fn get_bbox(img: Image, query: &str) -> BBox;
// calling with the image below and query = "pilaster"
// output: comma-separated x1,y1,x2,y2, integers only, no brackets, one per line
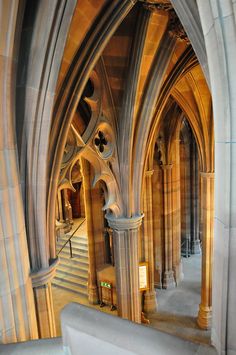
180,138,191,257
191,141,201,254
57,190,64,223
152,165,163,289
161,164,176,289
143,170,158,313
197,172,214,329
171,138,182,284
62,189,73,225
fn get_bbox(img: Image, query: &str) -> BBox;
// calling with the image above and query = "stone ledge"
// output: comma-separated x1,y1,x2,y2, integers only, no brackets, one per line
105,214,144,231
31,258,59,288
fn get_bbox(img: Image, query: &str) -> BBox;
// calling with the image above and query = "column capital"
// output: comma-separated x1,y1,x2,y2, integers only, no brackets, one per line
105,214,144,231
161,163,173,171
200,172,214,179
31,258,59,288
145,169,154,177
139,1,172,12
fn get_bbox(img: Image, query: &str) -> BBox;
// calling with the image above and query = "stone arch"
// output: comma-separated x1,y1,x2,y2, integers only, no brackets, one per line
47,1,135,255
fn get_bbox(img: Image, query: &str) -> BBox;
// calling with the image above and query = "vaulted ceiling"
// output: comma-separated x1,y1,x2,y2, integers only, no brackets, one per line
52,0,213,219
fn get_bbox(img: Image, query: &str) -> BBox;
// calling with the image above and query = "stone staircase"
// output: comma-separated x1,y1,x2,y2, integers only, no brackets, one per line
52,219,89,299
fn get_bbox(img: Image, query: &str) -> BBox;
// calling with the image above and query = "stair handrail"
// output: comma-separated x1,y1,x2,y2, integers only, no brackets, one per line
57,219,86,257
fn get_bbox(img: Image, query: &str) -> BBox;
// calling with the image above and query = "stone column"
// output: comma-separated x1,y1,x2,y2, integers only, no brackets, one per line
143,170,158,313
80,159,98,304
162,164,176,289
62,189,73,225
197,172,214,329
171,139,183,284
0,0,38,343
191,141,201,254
70,183,81,218
180,139,191,257
152,163,163,288
57,190,64,223
91,185,106,269
31,259,59,338
0,156,39,342
106,214,143,323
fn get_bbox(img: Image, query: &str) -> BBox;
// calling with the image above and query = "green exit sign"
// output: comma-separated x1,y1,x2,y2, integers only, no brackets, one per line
101,281,111,289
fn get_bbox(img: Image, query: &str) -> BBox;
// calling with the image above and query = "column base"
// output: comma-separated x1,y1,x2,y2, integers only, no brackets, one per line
154,282,163,289
88,286,99,304
143,290,158,313
181,238,191,258
154,270,162,289
197,304,212,329
191,240,201,254
174,260,184,285
162,270,176,289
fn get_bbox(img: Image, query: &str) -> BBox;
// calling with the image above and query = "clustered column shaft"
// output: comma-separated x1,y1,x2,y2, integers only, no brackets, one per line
80,159,98,304
162,164,176,289
197,172,214,329
106,215,143,323
143,170,158,313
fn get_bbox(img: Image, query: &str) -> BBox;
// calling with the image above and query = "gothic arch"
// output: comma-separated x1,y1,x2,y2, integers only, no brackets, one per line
47,1,135,254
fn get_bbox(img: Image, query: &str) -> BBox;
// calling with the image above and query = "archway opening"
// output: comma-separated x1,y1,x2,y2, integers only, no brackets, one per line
144,110,209,343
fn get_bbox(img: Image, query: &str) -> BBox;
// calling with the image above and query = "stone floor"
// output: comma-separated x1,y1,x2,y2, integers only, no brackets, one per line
148,254,211,345
53,253,210,346
53,220,210,344
0,249,214,353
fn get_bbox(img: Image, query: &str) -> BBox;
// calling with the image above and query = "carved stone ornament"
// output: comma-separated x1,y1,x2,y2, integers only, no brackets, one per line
93,122,114,159
140,0,172,12
140,0,189,43
168,10,190,43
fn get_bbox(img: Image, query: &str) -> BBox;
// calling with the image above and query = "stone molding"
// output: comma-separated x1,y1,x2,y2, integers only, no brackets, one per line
140,0,172,12
200,172,214,179
161,163,173,170
145,169,154,176
106,214,144,231
31,258,59,288
140,1,190,43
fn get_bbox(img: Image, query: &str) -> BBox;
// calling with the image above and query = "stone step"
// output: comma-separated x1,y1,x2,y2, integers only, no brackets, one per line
56,248,88,260
56,241,88,254
54,218,89,298
57,236,88,248
59,255,89,271
52,278,88,297
57,260,89,274
54,273,88,288
58,251,89,264
63,231,87,240
56,265,88,281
